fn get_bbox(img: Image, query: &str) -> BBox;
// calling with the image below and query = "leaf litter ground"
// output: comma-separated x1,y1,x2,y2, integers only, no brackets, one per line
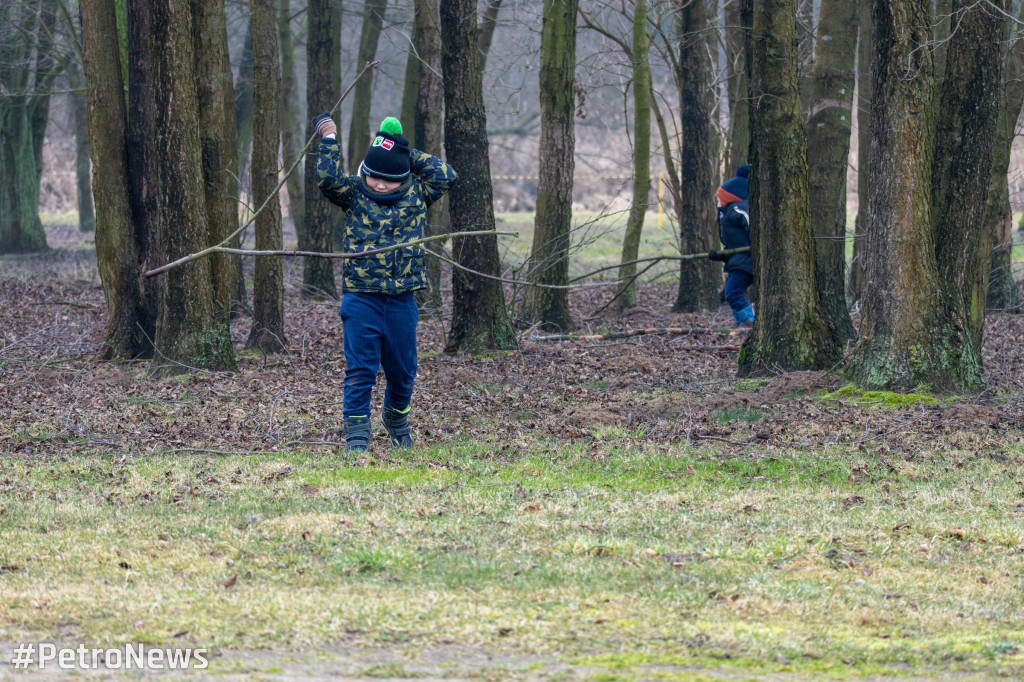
1,224,1024,680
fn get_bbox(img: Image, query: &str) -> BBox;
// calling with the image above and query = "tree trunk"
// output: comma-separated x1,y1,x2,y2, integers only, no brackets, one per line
985,6,1024,313
806,0,857,342
68,53,96,233
235,23,255,190
848,0,872,304
523,0,577,331
125,0,161,348
673,0,718,313
245,0,288,354
278,0,305,240
0,0,56,254
400,0,424,148
142,0,236,374
797,0,815,113
478,0,503,72
930,0,1005,353
846,0,938,389
302,0,339,300
846,0,999,392
347,0,388,174
81,0,147,360
221,20,248,316
725,0,750,173
738,0,842,376
412,0,446,308
440,0,516,352
194,0,233,321
617,0,652,312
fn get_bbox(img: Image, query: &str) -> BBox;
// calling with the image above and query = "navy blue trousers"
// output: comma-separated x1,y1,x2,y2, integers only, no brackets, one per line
724,270,755,324
340,292,419,418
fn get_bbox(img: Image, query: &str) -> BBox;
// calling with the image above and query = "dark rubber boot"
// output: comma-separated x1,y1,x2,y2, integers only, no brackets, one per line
344,415,371,452
381,405,413,448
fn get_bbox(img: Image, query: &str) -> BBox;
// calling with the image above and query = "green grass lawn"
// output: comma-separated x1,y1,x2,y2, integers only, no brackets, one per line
3,439,1023,678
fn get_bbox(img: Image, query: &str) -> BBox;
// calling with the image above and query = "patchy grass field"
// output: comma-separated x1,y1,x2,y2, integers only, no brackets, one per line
2,222,1024,679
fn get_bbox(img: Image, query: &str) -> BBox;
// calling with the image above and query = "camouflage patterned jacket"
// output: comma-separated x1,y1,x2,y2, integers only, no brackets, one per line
316,141,458,294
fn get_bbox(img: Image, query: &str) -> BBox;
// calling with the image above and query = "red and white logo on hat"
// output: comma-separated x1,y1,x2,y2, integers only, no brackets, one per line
381,139,394,150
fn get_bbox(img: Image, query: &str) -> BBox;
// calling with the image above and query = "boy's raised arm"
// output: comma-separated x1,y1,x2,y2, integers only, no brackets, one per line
410,150,458,206
312,113,356,209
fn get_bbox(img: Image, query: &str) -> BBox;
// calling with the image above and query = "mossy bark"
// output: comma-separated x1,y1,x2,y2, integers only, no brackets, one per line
440,0,516,352
930,0,1006,352
617,0,651,312
302,0,339,300
673,0,718,313
523,0,578,331
737,0,842,376
245,0,287,355
347,0,388,175
806,0,857,343
847,0,1003,392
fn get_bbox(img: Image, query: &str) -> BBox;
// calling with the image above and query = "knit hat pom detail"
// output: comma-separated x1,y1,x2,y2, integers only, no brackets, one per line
379,117,403,136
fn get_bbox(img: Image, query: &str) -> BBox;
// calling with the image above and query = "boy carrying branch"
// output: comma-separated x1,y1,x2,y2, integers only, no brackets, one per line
312,113,458,452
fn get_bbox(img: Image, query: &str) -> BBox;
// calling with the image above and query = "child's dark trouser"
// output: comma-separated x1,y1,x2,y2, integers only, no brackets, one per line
724,270,755,324
340,291,419,419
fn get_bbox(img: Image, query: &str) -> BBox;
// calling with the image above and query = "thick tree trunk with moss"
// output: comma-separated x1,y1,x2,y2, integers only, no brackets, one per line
847,0,1002,392
617,0,651,312
725,0,750,173
930,0,1005,353
0,0,56,254
245,0,287,354
278,0,305,242
440,0,516,352
673,0,718,313
806,0,857,342
81,0,148,360
985,7,1024,314
848,0,872,304
347,0,388,174
302,0,339,300
411,0,446,308
523,0,577,331
141,0,235,374
738,0,842,376
194,0,233,320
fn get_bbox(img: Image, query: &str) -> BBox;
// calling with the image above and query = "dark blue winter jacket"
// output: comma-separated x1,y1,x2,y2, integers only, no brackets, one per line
717,200,752,276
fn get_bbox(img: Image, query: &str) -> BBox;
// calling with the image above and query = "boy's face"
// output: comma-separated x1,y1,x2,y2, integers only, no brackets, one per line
366,174,402,192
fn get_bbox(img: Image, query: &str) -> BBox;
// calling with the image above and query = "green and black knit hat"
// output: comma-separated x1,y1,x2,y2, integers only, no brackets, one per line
361,117,411,180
